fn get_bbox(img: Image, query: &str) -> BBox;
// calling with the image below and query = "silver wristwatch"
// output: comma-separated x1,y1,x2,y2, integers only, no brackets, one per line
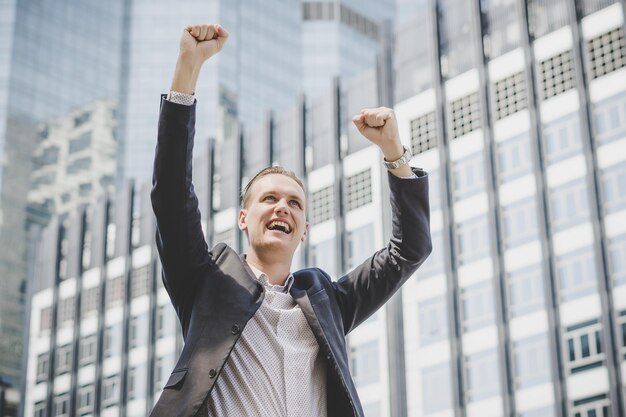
383,146,412,170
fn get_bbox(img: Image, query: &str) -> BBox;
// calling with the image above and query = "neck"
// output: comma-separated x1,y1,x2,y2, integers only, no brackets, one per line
245,249,292,286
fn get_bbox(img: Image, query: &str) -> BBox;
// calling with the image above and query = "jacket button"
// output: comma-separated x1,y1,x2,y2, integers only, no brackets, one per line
231,324,241,335
209,369,217,379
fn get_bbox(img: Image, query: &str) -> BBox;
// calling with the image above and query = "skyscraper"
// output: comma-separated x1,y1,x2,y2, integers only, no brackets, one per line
394,1,626,417
0,0,126,393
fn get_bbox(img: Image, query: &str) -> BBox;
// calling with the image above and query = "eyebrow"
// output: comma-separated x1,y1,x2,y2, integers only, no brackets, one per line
262,192,304,203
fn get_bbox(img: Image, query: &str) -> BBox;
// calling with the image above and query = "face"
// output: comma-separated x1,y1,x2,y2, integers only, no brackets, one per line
238,174,308,260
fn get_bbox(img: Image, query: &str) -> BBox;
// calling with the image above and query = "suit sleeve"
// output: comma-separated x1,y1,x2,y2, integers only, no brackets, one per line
331,168,431,334
151,96,213,314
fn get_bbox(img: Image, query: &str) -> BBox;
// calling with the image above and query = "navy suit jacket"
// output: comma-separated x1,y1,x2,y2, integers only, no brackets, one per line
149,97,432,417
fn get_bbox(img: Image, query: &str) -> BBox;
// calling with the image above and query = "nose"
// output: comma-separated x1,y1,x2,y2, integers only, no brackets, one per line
274,198,289,215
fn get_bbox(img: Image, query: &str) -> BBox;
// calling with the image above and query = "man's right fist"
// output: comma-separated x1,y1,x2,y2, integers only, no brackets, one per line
180,24,229,64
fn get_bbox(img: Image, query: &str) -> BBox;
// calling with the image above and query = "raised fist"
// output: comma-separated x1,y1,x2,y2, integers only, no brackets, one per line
180,24,229,65
352,107,403,158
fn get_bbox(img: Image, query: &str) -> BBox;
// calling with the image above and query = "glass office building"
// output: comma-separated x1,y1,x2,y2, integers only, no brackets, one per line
0,0,125,395
394,1,626,417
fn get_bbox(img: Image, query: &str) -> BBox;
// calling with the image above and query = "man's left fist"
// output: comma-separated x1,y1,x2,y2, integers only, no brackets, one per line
352,107,404,161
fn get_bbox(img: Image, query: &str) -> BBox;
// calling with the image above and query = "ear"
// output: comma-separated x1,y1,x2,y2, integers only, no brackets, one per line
238,209,247,231
300,222,309,242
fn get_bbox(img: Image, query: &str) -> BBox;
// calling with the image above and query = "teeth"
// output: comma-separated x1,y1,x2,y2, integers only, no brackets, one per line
268,220,291,233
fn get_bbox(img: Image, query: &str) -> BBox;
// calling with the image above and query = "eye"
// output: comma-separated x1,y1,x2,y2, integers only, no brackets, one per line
263,195,277,202
289,200,302,209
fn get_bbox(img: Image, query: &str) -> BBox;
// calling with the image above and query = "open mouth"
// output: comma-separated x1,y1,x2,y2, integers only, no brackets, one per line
266,220,292,234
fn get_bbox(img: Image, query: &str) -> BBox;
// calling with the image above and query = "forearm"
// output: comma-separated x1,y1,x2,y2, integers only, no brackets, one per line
170,52,202,95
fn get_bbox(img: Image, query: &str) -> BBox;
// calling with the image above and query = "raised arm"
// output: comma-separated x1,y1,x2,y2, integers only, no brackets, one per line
332,108,432,333
151,24,229,314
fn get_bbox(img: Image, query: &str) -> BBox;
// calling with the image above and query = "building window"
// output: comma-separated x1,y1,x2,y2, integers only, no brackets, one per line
312,239,336,278
448,92,481,139
77,384,94,414
461,281,495,332
428,170,441,210
417,230,445,279
40,306,52,332
80,286,99,317
131,265,151,298
418,296,448,346
34,146,59,167
106,220,116,260
464,349,500,402
452,152,485,200
58,296,75,325
79,334,97,365
156,305,167,340
346,170,372,212
548,179,590,231
34,401,46,417
501,197,539,248
586,26,625,79
128,367,137,400
66,156,92,174
154,357,168,390
539,50,575,100
421,362,452,414
556,247,597,301
55,344,72,375
69,132,92,154
36,353,49,383
592,91,626,144
542,113,582,163
493,72,527,120
513,334,551,388
527,0,569,39
347,224,374,270
564,320,604,374
456,216,490,265
495,133,533,182
103,325,121,358
129,314,147,349
106,276,125,308
600,162,626,213
102,375,119,407
302,2,379,39
571,394,611,417
518,406,556,417
310,185,334,225
618,311,626,358
507,264,545,317
608,235,626,285
74,111,91,127
53,394,70,417
350,341,379,387
410,112,437,154
362,402,381,417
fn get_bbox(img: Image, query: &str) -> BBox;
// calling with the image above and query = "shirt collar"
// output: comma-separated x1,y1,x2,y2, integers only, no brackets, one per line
246,261,294,293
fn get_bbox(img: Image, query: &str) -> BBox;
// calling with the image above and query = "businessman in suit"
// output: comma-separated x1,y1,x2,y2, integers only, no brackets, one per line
150,24,431,417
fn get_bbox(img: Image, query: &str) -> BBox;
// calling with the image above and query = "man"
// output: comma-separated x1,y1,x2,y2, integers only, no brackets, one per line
150,24,431,417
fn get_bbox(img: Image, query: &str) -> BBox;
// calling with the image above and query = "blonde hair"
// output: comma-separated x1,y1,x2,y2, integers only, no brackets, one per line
241,166,305,208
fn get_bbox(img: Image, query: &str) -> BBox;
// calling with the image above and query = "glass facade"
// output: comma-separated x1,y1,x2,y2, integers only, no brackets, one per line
398,0,626,416
0,0,125,388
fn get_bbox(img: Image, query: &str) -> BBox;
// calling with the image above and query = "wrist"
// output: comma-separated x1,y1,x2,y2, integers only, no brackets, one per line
381,141,405,161
170,54,202,94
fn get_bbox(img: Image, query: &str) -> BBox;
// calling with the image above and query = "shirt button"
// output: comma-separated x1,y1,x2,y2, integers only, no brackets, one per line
209,369,217,378
231,324,241,335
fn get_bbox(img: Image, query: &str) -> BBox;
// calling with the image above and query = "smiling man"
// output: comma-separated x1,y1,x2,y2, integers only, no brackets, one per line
150,24,432,417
